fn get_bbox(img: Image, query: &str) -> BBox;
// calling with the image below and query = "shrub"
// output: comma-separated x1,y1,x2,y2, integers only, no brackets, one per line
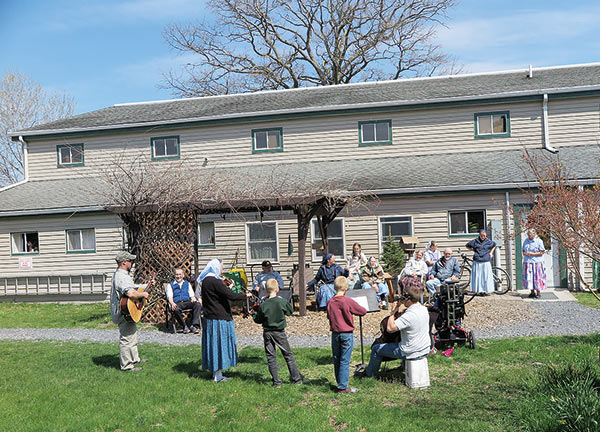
518,359,600,432
380,235,406,276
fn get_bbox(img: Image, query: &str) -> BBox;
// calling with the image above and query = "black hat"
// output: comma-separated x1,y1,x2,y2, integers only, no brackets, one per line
261,260,272,267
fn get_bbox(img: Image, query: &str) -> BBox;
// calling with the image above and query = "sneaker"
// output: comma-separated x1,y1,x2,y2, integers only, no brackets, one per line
136,358,148,364
528,292,536,298
381,302,388,310
183,327,191,334
272,382,282,387
214,376,231,383
189,325,200,334
336,387,358,393
125,367,143,372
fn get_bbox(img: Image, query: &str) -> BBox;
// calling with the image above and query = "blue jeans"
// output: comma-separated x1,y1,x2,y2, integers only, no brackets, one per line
365,343,406,377
425,278,442,296
361,282,389,300
317,283,335,308
332,332,354,390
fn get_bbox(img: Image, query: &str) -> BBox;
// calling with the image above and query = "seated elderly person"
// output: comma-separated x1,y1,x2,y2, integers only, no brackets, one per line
166,268,202,334
425,248,460,299
308,253,349,311
252,260,284,299
361,256,390,310
356,284,430,378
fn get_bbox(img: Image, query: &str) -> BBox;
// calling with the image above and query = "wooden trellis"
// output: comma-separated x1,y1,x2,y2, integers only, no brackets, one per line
120,210,197,324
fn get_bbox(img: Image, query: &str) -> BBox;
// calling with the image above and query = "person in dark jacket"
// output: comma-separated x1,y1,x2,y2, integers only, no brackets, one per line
199,258,251,382
466,228,496,295
308,253,349,310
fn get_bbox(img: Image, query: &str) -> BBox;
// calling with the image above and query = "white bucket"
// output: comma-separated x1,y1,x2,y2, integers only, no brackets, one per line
405,357,430,389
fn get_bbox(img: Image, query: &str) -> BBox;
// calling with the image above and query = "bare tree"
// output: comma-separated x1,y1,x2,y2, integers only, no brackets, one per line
163,0,458,96
516,149,600,302
0,72,74,186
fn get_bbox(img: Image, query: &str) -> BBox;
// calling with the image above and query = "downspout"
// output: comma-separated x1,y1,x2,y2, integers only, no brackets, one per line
19,135,29,181
504,191,514,289
542,94,558,153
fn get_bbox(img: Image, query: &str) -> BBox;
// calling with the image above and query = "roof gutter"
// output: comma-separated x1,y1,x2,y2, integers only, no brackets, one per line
0,206,106,218
542,94,558,153
10,84,600,140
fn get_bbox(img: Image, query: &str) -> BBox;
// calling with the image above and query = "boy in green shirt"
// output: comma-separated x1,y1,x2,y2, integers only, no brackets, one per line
253,279,302,386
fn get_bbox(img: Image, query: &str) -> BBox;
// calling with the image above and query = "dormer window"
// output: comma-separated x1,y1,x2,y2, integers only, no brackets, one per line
57,144,84,167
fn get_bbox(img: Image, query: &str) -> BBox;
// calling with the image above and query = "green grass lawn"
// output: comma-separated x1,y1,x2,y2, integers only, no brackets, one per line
572,291,600,309
1,334,599,432
0,301,119,329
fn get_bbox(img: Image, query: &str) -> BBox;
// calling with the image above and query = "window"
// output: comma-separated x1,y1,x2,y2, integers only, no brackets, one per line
198,222,216,248
246,222,279,263
311,218,345,262
11,232,39,255
56,144,84,167
449,210,486,235
151,136,180,160
474,112,510,138
252,128,283,153
66,228,96,253
379,216,413,249
358,120,392,146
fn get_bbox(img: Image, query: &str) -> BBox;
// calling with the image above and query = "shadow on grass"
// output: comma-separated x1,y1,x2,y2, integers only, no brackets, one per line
304,351,334,366
92,355,120,370
172,361,211,379
238,352,264,364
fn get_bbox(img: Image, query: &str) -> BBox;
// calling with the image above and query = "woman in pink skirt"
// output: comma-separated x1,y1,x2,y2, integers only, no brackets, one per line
522,229,546,298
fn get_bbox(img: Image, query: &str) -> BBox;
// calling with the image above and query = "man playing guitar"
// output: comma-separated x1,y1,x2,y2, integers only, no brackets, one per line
110,251,155,371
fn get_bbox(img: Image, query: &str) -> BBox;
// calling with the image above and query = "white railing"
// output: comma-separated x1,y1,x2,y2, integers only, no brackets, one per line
0,272,110,296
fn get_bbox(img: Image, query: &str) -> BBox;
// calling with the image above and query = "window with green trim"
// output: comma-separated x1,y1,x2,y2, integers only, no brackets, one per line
449,210,486,235
66,228,96,253
252,128,283,153
151,136,180,160
474,112,510,138
11,232,39,254
57,144,84,167
359,120,392,146
198,221,216,247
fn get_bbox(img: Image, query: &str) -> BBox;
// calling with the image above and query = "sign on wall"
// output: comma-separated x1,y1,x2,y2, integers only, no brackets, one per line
19,257,32,270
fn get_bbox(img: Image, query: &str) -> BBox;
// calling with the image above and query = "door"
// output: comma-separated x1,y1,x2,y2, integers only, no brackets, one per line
514,205,563,289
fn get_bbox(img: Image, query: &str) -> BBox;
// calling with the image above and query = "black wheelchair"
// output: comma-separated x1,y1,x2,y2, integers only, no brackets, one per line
430,280,475,350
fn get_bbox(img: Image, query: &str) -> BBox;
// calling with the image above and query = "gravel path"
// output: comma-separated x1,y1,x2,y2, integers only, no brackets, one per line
0,300,598,347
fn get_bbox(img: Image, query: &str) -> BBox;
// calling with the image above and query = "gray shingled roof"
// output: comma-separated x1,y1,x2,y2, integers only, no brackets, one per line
14,63,600,136
1,146,597,216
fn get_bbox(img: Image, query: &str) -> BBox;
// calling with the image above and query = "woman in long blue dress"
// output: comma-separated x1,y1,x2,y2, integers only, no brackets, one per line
466,228,497,295
198,258,250,382
308,253,349,310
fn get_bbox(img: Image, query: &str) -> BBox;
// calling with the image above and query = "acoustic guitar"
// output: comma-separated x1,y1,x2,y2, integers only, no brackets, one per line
120,286,150,323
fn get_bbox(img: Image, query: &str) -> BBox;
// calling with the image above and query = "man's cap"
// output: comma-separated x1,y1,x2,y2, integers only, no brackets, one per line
261,260,272,267
115,251,136,262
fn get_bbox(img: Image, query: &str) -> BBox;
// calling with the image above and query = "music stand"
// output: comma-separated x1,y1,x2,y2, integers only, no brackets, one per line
345,288,380,371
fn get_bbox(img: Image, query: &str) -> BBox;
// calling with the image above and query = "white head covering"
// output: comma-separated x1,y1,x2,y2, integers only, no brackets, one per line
197,258,222,282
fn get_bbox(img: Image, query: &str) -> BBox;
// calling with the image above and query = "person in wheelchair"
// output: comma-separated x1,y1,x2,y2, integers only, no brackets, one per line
400,250,428,292
308,253,349,311
252,260,284,299
361,256,390,310
425,248,460,300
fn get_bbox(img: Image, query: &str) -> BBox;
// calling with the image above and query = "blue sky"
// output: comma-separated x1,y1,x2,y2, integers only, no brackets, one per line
1,0,599,115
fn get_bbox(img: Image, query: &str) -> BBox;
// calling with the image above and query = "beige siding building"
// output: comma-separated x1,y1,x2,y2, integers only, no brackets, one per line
2,63,599,300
